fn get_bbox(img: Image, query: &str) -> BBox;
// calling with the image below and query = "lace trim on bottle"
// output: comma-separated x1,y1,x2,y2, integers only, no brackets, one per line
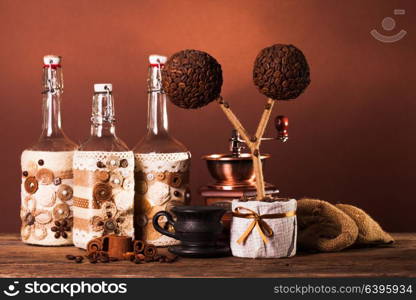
73,151,134,172
134,152,191,172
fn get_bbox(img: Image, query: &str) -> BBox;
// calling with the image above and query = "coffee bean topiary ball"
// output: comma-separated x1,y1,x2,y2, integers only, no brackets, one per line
253,44,310,100
162,50,223,109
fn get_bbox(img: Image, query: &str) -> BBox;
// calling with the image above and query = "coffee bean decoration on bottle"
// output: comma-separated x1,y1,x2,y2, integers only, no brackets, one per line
162,49,223,109
253,44,310,100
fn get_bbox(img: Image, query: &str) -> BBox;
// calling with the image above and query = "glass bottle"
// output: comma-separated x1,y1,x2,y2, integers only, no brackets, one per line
72,84,135,249
20,55,78,246
133,55,191,246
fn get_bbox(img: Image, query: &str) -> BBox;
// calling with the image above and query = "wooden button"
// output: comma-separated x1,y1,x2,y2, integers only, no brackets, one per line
157,173,166,181
120,159,129,168
106,156,120,170
53,203,70,220
95,171,110,182
22,171,29,177
170,174,182,188
93,183,113,205
38,159,44,166
36,168,55,185
24,177,39,194
109,173,123,188
57,184,73,201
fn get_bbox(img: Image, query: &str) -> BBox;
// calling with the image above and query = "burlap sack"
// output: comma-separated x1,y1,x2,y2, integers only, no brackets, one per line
336,204,394,245
297,198,358,252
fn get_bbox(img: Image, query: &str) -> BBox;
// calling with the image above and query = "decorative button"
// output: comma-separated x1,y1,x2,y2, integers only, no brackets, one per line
170,174,182,188
24,177,39,194
35,210,52,225
173,190,181,198
122,178,134,190
104,220,117,231
109,173,123,188
97,161,106,168
157,173,166,181
146,173,155,181
32,225,47,240
36,168,55,185
57,184,73,201
38,159,44,166
106,156,120,170
95,170,110,182
53,203,70,220
120,159,129,168
22,171,29,177
93,183,113,205
53,177,62,185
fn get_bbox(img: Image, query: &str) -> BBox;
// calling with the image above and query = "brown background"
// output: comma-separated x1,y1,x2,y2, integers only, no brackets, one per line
0,0,415,232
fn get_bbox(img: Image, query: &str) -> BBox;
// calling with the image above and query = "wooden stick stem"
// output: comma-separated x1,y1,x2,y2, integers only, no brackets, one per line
216,97,276,201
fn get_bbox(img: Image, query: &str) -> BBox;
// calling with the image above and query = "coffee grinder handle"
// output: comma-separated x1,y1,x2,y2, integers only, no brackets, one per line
152,211,178,240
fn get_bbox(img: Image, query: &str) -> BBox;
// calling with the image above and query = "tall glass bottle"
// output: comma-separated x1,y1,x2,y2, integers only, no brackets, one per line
20,55,78,246
134,55,191,246
72,84,135,249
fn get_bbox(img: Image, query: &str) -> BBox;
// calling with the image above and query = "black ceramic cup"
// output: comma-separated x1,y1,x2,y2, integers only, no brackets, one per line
153,206,226,248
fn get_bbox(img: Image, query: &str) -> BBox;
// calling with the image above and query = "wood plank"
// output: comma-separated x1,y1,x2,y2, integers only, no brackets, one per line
0,233,414,278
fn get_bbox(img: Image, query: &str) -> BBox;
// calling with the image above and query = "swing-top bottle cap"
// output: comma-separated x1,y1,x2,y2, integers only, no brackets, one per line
94,83,113,93
149,55,167,66
43,55,61,66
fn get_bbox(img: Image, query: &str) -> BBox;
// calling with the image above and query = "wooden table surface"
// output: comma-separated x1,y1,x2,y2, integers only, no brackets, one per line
0,233,415,278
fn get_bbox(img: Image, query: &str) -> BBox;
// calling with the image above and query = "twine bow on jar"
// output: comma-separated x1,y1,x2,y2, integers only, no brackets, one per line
232,206,296,245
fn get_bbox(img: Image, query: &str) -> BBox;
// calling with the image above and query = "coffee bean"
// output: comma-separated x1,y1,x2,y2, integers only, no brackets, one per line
66,255,76,260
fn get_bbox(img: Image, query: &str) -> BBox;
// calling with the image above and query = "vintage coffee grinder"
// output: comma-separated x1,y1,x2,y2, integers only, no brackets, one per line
200,115,289,230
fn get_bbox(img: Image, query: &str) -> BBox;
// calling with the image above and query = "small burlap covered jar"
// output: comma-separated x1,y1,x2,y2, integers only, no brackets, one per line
230,199,297,258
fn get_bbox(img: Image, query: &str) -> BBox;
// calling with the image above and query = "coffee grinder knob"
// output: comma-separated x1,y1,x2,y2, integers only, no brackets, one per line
275,116,289,142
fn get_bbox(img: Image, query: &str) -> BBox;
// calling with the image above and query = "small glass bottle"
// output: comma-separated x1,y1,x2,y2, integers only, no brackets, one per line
134,55,191,246
20,55,78,246
72,84,135,249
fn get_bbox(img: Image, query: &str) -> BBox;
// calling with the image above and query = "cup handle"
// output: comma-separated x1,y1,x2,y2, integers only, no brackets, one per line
152,211,178,240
